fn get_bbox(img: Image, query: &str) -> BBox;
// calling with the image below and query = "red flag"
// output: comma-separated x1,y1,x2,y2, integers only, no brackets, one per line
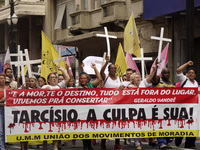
150,43,169,76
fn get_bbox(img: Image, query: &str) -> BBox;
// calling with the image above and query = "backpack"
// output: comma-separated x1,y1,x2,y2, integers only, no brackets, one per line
181,79,188,88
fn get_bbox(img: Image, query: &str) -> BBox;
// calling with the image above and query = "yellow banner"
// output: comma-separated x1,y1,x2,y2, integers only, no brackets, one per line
115,43,128,77
7,130,198,143
124,13,141,57
41,31,66,80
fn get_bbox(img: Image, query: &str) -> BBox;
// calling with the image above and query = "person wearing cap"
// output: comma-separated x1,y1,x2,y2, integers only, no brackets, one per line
5,77,11,89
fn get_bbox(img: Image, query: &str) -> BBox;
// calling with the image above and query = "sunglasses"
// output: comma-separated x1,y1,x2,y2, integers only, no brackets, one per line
110,67,116,70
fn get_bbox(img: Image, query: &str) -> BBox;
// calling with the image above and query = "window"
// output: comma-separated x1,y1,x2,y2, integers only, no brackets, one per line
97,0,104,8
0,0,5,8
83,0,88,10
61,8,67,29
72,15,80,25
66,0,75,26
99,0,105,5
54,4,66,29
103,5,114,17
91,0,96,10
55,1,75,30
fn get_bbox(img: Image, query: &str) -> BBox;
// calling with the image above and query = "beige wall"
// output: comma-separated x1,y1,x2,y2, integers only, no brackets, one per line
43,0,55,41
0,0,175,78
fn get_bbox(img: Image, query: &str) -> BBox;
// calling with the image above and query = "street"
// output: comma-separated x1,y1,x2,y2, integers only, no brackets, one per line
6,138,200,150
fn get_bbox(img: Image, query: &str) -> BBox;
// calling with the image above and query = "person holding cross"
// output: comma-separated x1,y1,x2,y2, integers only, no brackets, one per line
152,63,175,149
100,55,124,150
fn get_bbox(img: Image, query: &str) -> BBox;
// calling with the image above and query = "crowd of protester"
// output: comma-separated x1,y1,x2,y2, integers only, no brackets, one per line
0,57,198,150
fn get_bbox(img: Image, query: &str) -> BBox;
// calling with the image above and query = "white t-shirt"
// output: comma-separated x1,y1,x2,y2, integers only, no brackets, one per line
103,75,123,88
177,73,198,87
42,80,66,89
123,81,130,87
127,79,149,88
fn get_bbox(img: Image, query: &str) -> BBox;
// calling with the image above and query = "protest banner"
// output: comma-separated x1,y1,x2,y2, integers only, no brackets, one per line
5,88,199,143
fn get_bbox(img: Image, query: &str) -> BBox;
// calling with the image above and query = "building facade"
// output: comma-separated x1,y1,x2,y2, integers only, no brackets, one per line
143,0,200,82
0,0,176,80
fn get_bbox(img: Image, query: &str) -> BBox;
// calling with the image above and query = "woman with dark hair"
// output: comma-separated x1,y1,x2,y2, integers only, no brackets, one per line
17,75,30,89
67,78,75,88
0,74,7,150
100,55,125,150
77,63,101,150
77,63,101,89
37,76,46,88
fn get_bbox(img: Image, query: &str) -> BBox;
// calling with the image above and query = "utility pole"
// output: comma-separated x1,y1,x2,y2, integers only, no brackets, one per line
7,0,18,76
186,0,194,61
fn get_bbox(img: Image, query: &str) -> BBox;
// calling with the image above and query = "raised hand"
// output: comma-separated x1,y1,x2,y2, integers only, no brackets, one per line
188,61,194,66
81,63,85,68
152,65,157,71
65,63,69,69
91,63,96,69
156,59,159,66
57,66,64,71
105,54,110,63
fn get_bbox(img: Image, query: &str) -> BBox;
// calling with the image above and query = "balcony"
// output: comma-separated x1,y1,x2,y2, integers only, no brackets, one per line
69,0,127,33
100,0,127,25
70,11,90,33
70,8,102,34
0,0,45,23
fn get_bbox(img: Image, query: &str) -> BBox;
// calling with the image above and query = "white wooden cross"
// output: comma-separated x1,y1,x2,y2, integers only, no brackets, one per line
96,27,117,57
151,27,172,62
10,50,26,84
95,52,107,68
19,51,25,85
10,45,25,77
132,48,152,80
53,46,65,76
10,49,41,81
